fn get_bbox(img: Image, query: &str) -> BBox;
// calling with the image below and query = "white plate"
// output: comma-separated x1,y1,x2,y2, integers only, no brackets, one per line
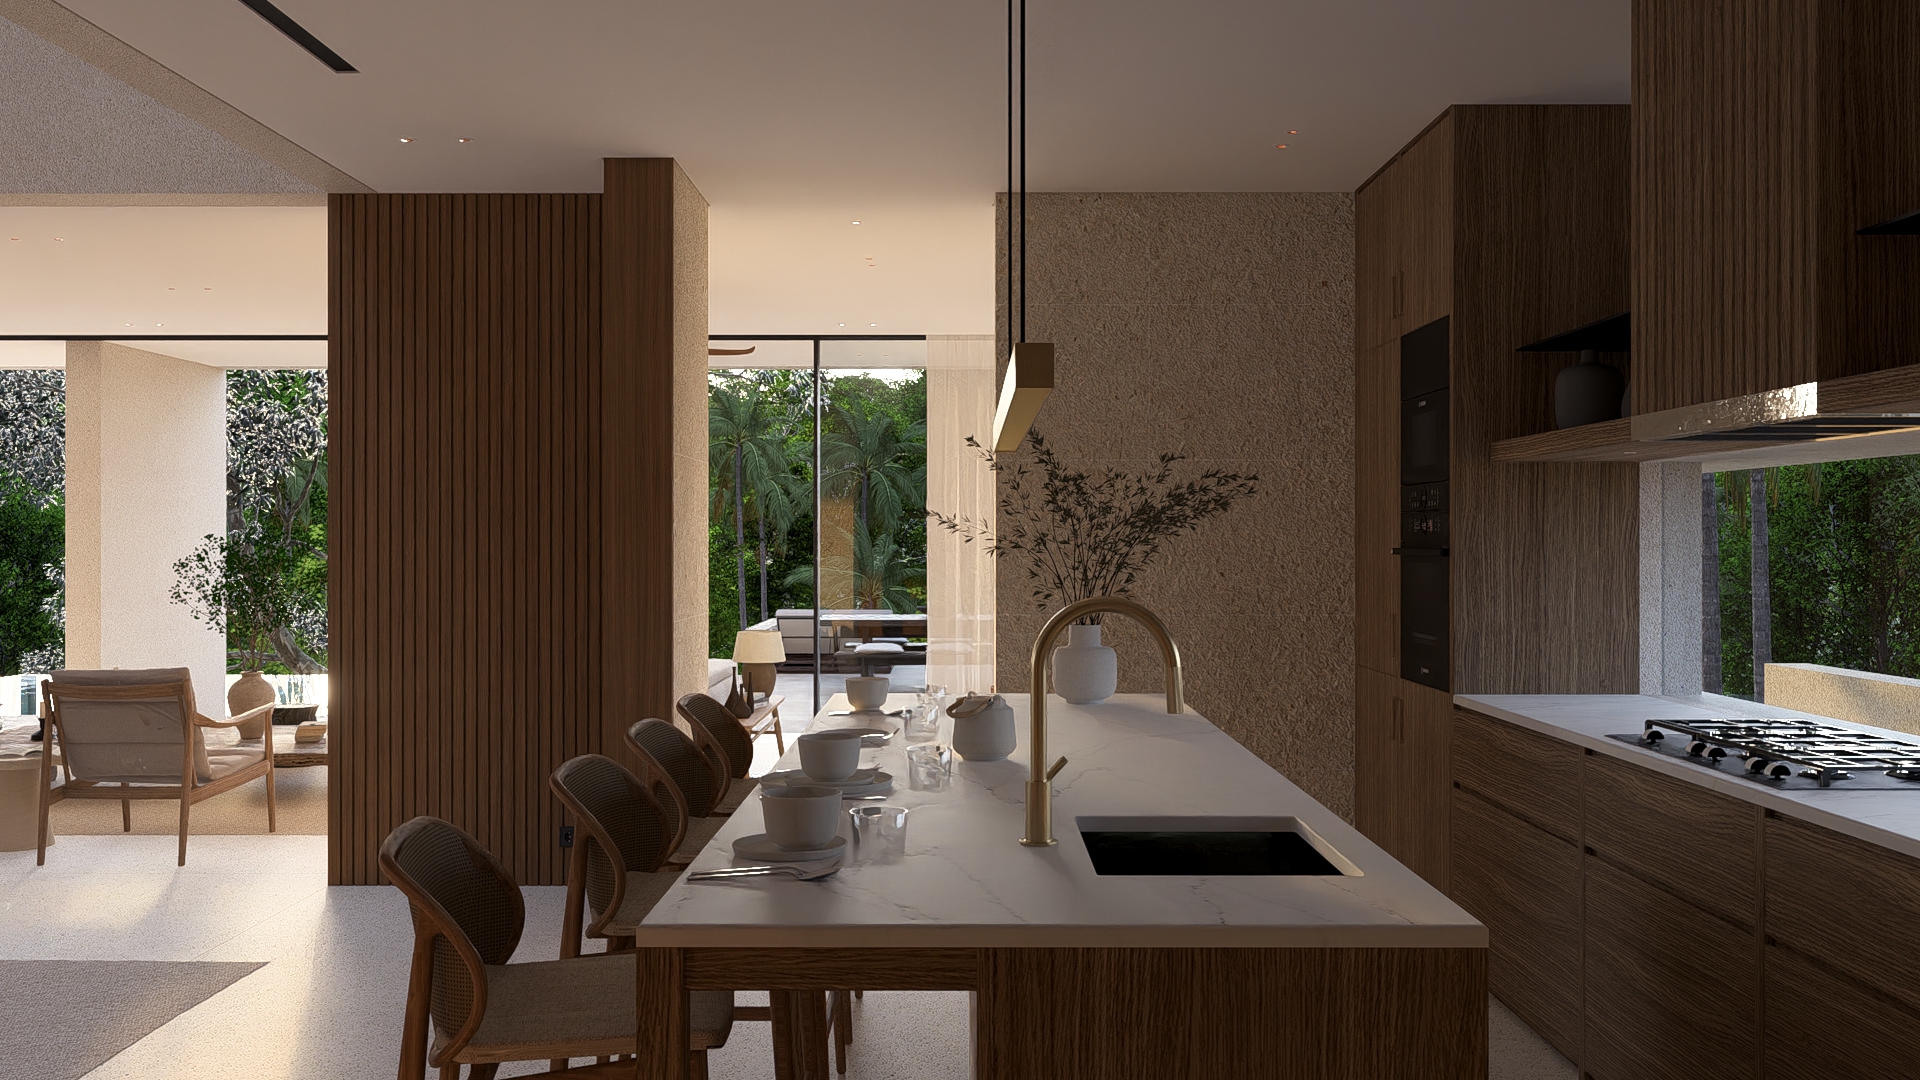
731,833,848,862
765,767,879,788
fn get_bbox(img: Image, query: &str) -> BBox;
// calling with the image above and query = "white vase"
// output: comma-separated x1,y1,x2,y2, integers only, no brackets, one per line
1050,624,1117,705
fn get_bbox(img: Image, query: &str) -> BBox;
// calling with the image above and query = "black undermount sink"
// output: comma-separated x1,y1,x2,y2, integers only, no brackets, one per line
1075,816,1357,877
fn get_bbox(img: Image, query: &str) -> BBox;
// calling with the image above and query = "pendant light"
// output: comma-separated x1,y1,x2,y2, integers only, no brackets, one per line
991,0,1053,453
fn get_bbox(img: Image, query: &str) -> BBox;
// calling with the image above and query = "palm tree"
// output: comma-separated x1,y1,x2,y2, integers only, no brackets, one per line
785,526,925,614
820,403,925,538
709,381,794,631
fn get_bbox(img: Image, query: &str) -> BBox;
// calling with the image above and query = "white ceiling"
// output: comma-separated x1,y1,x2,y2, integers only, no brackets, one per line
14,0,1629,335
0,205,325,336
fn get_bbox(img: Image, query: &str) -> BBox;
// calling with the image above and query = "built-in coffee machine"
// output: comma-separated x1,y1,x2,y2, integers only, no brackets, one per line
1395,317,1450,691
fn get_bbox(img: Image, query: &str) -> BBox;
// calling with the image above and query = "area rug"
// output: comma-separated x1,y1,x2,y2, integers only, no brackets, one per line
0,960,264,1080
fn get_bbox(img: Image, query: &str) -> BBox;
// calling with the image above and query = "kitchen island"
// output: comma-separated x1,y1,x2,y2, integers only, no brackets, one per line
632,693,1486,1080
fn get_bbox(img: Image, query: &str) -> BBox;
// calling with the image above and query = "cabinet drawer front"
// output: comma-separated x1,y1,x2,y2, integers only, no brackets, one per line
1763,942,1920,1080
1452,709,1582,840
1583,753,1757,924
1764,813,1920,1016
1450,787,1581,1061
1583,857,1757,1080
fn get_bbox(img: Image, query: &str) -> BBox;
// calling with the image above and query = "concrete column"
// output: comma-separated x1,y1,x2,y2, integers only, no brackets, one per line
65,341,228,707
1640,460,1705,695
926,335,997,695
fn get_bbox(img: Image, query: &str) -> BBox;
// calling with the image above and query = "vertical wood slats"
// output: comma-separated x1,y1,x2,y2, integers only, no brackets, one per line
330,191,644,886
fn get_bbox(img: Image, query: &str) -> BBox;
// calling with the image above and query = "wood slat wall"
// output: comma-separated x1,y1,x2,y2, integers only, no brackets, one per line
329,165,698,886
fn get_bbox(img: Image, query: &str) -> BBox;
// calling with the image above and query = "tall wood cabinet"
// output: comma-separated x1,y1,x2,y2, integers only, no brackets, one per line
1352,106,1641,887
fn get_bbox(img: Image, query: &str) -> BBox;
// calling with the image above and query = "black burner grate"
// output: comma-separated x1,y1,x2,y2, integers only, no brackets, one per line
1640,718,1920,787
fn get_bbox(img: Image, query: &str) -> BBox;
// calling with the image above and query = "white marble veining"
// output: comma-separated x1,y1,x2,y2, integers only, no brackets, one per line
640,694,1483,949
1458,693,1920,861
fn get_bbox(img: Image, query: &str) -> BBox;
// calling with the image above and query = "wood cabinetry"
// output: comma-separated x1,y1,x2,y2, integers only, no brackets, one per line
1582,856,1758,1080
1354,668,1450,890
1354,107,1639,889
1583,753,1758,923
1448,712,1920,1080
1450,787,1581,1060
1633,0,1920,414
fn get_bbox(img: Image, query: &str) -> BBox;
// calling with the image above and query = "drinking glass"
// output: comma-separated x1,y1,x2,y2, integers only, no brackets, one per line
849,804,910,859
903,704,941,744
906,743,952,792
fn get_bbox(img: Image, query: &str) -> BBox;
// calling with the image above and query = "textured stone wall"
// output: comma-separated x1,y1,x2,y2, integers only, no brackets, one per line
995,192,1357,818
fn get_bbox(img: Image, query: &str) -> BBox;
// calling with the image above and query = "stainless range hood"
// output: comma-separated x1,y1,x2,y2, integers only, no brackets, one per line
1631,382,1920,445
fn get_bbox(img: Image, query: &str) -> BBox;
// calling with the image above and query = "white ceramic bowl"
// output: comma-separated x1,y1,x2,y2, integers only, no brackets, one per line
798,730,864,781
761,786,843,850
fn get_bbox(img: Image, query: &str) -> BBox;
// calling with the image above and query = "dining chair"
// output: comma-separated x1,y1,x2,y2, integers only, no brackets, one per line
619,722,859,1076
548,754,688,959
381,815,736,1079
625,718,732,861
676,692,757,802
38,668,278,866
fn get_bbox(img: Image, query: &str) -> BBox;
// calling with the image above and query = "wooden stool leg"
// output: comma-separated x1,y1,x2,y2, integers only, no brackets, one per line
265,767,277,832
773,708,785,755
178,795,190,866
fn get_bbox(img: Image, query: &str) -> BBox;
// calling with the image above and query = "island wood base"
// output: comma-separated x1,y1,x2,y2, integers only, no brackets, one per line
628,945,1487,1080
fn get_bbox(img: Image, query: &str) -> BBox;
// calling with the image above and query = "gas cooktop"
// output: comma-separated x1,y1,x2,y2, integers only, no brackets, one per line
1609,717,1920,790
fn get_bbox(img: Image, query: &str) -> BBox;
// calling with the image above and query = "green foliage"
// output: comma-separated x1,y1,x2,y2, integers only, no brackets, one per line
784,525,926,614
1715,455,1920,693
171,523,323,672
0,485,64,677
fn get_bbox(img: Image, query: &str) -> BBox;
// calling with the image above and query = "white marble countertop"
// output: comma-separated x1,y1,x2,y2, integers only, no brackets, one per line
1456,693,1920,861
638,693,1483,949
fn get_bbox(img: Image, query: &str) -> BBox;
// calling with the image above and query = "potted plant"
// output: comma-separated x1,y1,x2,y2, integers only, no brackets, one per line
931,431,1258,703
170,525,319,739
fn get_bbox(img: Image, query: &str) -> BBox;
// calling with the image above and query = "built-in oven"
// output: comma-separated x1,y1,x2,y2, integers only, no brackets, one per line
1395,316,1450,691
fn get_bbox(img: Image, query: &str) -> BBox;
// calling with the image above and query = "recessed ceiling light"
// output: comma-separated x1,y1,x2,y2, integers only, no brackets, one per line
124,322,132,327
399,137,414,144
7,237,18,242
869,323,878,327
53,237,64,241
839,323,846,327
204,287,213,291
851,220,861,225
458,138,472,144
1275,144,1288,150
1288,129,1299,135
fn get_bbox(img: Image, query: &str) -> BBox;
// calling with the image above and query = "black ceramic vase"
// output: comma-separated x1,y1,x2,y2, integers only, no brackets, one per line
1555,350,1626,429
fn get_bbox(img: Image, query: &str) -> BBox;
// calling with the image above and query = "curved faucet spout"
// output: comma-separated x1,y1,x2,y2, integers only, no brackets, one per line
1021,597,1184,847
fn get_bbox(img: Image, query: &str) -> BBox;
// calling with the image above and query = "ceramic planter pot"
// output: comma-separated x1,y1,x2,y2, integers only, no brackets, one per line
1050,623,1117,705
226,670,275,741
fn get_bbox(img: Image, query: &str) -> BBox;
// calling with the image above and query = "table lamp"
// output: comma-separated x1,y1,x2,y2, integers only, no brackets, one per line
732,629,786,706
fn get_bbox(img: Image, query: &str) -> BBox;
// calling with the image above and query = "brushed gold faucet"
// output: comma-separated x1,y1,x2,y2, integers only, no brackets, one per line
1021,596,1184,847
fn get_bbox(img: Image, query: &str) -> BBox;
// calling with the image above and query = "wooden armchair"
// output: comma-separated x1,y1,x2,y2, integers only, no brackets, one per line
381,816,736,1079
38,668,277,866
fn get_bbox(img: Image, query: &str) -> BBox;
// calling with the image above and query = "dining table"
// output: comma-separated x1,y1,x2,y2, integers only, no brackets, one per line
623,691,1484,1080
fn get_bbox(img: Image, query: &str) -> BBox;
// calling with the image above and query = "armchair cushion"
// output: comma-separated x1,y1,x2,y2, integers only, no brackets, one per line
204,746,268,783
50,668,209,783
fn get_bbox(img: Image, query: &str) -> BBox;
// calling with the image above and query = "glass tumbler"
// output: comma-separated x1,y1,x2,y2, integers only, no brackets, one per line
849,804,910,859
906,743,952,791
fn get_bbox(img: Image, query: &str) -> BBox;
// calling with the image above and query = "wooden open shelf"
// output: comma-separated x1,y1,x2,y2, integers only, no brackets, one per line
1491,418,1778,463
